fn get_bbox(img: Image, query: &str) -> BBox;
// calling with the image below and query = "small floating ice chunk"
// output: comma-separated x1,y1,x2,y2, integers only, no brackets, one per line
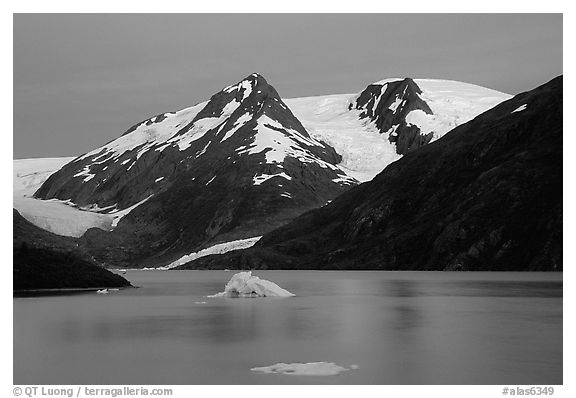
209,271,295,298
511,104,527,113
251,362,357,376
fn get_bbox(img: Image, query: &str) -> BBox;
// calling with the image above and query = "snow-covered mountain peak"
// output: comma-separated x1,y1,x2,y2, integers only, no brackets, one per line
35,73,352,213
285,77,511,182
349,77,511,153
27,73,514,266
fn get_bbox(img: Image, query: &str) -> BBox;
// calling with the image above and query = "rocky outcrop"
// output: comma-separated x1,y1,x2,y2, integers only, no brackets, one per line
350,78,434,154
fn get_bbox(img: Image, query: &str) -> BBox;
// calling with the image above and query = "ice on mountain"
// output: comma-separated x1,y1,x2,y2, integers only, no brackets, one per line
332,175,356,185
154,143,170,152
386,124,400,137
170,116,223,151
405,109,435,135
166,236,261,269
221,112,253,142
285,94,402,182
13,157,121,237
389,95,403,113
239,79,253,100
253,172,292,186
195,141,211,158
77,101,207,162
238,115,344,172
251,362,357,376
170,99,243,151
286,79,509,183
13,157,75,197
209,271,295,298
511,104,527,113
73,164,96,183
223,84,236,93
413,79,511,140
109,194,154,228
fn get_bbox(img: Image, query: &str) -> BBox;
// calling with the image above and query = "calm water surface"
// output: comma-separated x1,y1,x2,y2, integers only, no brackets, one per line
13,271,562,384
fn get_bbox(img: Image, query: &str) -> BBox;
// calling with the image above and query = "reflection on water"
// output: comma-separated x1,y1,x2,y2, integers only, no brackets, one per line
14,271,562,385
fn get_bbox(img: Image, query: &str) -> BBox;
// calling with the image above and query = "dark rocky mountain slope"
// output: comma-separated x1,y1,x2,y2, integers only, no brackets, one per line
178,76,562,271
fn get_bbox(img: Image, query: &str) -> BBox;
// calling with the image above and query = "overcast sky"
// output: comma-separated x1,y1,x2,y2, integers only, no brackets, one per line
14,14,562,159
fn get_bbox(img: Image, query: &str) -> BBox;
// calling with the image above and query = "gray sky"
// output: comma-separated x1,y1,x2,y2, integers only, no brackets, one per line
14,14,562,159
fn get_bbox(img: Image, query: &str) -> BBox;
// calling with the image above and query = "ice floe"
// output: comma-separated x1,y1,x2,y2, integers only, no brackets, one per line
209,271,294,298
251,362,358,376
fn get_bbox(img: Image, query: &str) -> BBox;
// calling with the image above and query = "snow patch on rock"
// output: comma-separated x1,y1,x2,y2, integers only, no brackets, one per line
237,115,337,170
253,172,292,186
511,104,528,113
78,102,207,161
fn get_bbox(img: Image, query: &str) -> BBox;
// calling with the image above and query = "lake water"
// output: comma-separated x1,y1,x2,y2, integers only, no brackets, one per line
13,271,562,385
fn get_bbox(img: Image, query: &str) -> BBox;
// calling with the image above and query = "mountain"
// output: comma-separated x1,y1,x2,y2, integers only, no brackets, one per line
25,74,510,267
34,74,356,266
177,76,562,271
13,209,131,291
286,78,510,181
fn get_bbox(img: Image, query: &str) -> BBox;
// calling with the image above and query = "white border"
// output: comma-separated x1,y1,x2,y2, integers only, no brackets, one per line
2,3,571,397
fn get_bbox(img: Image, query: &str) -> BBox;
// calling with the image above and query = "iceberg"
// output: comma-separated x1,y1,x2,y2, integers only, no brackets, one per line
209,271,295,298
251,362,358,376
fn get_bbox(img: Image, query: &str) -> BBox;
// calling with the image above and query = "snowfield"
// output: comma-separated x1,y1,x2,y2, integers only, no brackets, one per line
13,157,149,237
410,79,512,140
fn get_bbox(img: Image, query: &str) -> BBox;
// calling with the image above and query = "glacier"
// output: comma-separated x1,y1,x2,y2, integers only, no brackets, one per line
166,236,262,269
285,78,511,182
13,157,153,237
